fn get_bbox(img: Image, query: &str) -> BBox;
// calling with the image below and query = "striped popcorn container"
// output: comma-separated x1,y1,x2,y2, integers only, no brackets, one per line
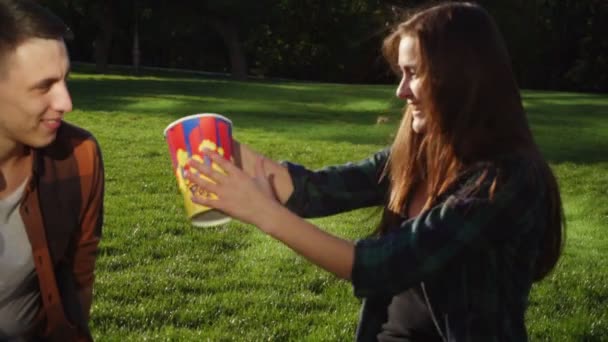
163,113,233,227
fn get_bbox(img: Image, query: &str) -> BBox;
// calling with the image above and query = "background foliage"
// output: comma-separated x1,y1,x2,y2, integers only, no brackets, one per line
43,0,608,91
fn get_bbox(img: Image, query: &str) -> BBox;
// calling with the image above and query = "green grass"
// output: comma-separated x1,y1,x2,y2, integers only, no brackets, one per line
64,71,608,341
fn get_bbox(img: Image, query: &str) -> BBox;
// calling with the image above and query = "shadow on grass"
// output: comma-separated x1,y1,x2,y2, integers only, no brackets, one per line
69,74,607,164
69,76,394,119
522,91,608,164
69,75,401,147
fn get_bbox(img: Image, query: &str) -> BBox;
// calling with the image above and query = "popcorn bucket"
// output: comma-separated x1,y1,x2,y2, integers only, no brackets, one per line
163,113,233,227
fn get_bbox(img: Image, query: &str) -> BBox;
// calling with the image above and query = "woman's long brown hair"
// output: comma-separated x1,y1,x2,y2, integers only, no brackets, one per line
378,2,564,281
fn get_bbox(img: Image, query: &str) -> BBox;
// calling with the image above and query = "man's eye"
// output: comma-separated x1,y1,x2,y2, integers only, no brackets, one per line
36,81,54,92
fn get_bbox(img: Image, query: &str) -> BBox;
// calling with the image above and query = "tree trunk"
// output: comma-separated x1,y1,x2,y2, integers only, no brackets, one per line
132,0,140,73
93,2,114,73
207,17,248,80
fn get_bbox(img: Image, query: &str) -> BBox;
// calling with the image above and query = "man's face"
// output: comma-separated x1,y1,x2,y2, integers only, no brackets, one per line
0,38,72,150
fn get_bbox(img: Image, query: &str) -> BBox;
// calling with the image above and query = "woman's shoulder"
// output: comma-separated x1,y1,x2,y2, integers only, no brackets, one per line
453,152,545,199
467,152,542,177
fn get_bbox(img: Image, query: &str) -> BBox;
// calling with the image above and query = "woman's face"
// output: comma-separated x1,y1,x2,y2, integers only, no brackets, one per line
395,35,426,134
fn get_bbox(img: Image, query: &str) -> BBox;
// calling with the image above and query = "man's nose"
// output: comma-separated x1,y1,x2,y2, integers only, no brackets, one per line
52,81,73,113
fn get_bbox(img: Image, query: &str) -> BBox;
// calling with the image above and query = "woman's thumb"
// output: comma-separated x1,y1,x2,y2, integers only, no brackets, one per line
255,157,276,198
255,157,266,179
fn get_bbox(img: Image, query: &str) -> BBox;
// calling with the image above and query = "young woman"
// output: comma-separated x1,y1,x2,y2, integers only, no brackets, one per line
186,2,564,340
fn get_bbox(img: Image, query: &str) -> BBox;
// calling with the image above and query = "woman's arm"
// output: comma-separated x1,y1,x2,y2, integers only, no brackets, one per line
186,153,540,295
256,200,355,280
232,140,294,204
232,141,390,218
187,152,354,279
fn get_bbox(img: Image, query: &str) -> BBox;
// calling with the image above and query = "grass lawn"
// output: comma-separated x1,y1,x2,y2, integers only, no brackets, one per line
65,69,608,341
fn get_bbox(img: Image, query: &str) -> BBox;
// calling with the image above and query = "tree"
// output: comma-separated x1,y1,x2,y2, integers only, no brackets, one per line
91,1,116,73
43,0,607,90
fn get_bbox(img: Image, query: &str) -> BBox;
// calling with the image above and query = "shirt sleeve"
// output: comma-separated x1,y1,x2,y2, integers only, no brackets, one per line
351,159,542,298
283,148,390,218
71,137,105,290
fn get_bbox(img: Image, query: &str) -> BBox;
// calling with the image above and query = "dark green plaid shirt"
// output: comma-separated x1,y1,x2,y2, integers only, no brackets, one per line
283,148,547,341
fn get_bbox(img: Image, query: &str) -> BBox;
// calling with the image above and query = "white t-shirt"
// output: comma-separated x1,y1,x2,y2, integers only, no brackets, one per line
0,180,41,339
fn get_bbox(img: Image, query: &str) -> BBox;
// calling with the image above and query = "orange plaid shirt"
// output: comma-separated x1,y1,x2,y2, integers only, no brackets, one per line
20,122,104,340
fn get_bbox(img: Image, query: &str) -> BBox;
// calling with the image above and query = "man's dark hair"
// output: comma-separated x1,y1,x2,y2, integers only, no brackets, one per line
0,0,72,64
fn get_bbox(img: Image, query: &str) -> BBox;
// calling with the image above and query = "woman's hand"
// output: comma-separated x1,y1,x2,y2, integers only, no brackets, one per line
232,140,295,204
185,151,281,228
186,150,355,280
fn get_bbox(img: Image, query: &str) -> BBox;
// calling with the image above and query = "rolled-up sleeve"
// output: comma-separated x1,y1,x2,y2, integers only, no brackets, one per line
283,148,391,218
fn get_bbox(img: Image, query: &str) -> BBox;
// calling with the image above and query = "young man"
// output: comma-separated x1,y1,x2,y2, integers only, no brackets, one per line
0,0,104,340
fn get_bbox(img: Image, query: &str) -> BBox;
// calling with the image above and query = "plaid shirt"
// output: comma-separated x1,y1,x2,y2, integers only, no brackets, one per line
284,148,546,341
20,122,104,340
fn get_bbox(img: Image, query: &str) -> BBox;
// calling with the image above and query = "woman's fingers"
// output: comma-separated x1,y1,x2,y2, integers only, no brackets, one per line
185,169,221,195
206,150,241,175
190,192,217,207
187,157,227,185
185,151,240,210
